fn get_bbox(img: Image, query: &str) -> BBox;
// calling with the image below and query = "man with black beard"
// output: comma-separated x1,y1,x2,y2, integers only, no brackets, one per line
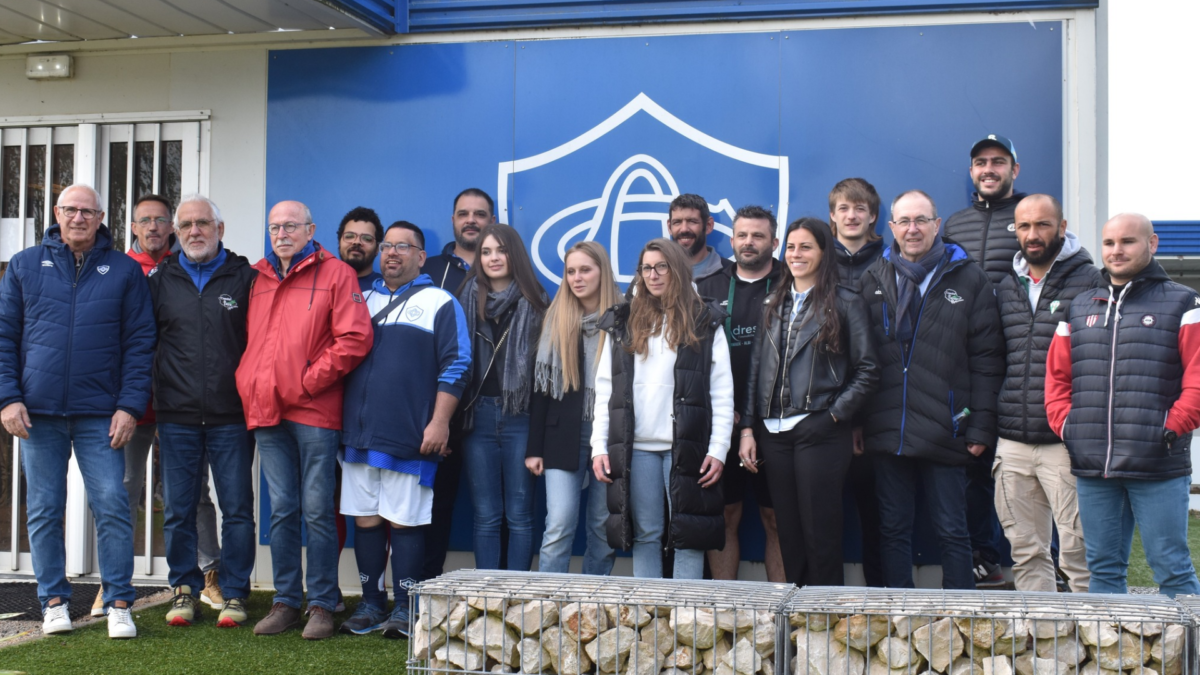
697,205,784,582
337,207,383,292
994,194,1098,592
669,193,732,285
943,135,1026,586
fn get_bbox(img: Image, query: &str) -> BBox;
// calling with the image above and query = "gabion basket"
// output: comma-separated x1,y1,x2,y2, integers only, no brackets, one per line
409,570,796,675
782,587,1191,675
1169,595,1200,675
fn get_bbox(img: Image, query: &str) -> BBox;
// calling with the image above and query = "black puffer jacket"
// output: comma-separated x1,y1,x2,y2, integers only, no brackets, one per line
146,249,256,425
740,285,879,427
997,238,1103,445
943,192,1027,287
834,239,884,289
1051,262,1200,479
598,301,726,552
859,242,1005,465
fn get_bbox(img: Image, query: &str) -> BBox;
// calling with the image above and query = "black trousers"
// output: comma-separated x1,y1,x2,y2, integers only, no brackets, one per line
759,413,853,586
846,452,885,586
422,439,464,580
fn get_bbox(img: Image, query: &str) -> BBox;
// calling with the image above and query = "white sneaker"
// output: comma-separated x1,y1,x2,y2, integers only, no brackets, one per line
107,605,137,639
43,602,72,635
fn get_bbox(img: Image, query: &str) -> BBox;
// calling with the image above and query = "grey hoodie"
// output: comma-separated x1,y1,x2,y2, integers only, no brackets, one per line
1012,230,1082,311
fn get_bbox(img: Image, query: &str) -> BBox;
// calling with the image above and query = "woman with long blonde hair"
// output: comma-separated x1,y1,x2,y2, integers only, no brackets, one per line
590,238,734,578
525,241,622,574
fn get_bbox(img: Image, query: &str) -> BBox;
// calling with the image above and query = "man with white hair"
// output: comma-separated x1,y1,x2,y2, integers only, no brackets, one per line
0,184,156,639
146,195,258,628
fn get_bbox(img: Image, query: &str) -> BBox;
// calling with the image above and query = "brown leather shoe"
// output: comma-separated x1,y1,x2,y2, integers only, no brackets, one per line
253,602,302,635
302,606,335,640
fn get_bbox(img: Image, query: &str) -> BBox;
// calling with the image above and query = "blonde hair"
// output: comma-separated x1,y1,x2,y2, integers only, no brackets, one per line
627,238,702,357
544,241,622,392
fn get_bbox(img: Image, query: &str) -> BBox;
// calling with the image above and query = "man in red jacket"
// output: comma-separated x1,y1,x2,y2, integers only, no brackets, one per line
236,200,371,639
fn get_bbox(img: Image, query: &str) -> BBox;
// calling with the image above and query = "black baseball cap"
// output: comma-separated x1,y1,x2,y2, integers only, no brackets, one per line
970,134,1018,162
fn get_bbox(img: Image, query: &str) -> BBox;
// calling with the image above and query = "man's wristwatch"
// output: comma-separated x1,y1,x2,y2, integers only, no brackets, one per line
1164,428,1179,446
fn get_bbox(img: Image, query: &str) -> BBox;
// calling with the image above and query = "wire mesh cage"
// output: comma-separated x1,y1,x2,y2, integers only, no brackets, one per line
1170,595,1200,675
409,570,796,675
781,587,1191,675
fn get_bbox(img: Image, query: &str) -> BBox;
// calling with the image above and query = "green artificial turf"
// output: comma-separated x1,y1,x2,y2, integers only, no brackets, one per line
0,591,409,675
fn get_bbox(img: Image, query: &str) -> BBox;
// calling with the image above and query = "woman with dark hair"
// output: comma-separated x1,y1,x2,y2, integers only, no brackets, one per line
591,238,734,579
458,223,548,571
738,217,879,586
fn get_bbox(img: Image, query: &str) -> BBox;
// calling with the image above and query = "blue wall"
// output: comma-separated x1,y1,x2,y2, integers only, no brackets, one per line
264,22,1062,565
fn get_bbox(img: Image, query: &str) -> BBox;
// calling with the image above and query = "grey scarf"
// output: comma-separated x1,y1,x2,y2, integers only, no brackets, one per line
534,311,602,420
462,281,544,416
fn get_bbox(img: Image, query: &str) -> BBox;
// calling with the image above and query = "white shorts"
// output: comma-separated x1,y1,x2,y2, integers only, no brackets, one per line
340,461,434,527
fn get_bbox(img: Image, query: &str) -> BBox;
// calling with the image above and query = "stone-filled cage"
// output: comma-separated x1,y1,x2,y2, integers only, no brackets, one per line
782,587,1191,675
409,570,796,675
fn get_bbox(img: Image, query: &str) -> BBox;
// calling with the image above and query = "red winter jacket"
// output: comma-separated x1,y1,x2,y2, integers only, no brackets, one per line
235,243,372,431
126,245,173,425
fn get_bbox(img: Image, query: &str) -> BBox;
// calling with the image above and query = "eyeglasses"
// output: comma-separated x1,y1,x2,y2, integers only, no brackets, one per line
380,242,423,254
59,206,101,220
341,232,376,244
640,262,671,277
891,216,935,228
136,217,171,227
268,221,308,235
178,219,216,233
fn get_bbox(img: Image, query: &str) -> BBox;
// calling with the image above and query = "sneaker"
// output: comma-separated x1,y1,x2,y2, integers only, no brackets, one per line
334,588,346,614
42,602,72,635
302,606,335,640
108,605,137,639
254,602,302,636
165,586,199,626
973,552,1006,588
382,605,410,640
217,597,248,628
201,569,224,609
339,603,388,635
90,590,105,618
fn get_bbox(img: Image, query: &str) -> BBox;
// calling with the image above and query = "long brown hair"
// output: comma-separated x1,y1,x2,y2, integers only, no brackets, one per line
626,238,702,357
768,217,843,352
461,223,547,321
544,241,622,391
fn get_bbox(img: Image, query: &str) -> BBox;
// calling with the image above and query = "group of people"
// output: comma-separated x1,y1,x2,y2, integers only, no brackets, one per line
1,133,1198,644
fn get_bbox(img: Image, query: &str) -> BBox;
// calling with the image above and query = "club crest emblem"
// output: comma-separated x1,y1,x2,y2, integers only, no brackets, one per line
97,265,110,275
1007,223,1016,232
41,260,53,267
1086,314,1098,328
219,294,238,311
352,292,363,303
1142,314,1156,327
944,289,964,304
1049,300,1061,314
406,305,424,321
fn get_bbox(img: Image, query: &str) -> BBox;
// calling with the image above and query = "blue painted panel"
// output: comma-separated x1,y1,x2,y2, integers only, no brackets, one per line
1155,222,1200,256
408,0,1095,32
266,23,1061,566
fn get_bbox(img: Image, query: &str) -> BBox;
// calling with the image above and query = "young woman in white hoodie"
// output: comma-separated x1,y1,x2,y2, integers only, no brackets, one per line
591,238,734,579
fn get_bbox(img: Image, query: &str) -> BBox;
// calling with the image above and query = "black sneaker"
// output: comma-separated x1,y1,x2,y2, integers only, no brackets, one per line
1055,566,1072,592
382,605,410,640
973,552,1005,588
340,603,387,635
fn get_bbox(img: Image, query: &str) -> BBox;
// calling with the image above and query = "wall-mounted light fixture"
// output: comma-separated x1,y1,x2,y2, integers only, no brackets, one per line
26,55,73,80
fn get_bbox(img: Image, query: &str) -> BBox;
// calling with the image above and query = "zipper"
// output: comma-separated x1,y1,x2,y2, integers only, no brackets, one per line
763,317,781,420
199,283,207,425
882,301,890,336
62,249,89,412
895,260,955,455
805,345,817,409
777,310,795,426
827,354,840,385
979,202,993,271
1103,284,1130,476
949,391,958,438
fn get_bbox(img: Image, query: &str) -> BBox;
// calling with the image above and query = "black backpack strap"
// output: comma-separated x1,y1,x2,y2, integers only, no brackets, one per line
371,284,424,324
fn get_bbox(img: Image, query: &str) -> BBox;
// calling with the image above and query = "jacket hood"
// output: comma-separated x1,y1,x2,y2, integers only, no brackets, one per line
371,272,433,295
1012,229,1084,278
972,190,1028,212
692,246,727,280
130,232,181,257
835,238,884,266
441,241,458,257
43,223,114,252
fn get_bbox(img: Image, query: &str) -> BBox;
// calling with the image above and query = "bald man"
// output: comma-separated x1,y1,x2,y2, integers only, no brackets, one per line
1046,213,1200,597
235,200,372,638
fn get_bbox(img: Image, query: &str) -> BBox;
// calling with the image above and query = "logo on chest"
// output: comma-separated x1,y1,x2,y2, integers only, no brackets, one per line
944,289,964,304
1141,314,1156,327
219,294,238,311
406,306,424,322
97,265,110,275
1086,314,1099,328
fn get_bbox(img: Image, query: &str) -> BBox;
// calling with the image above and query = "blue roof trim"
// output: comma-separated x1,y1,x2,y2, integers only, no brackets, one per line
322,0,405,34
408,0,1096,32
1154,221,1200,257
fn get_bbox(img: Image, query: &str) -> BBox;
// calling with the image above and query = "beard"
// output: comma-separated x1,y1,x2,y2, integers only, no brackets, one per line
456,228,480,252
1023,233,1065,267
342,250,374,273
976,173,1015,201
673,232,705,257
737,246,772,272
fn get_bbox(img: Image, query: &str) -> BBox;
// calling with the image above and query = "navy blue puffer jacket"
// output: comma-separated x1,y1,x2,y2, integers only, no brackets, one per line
0,224,156,418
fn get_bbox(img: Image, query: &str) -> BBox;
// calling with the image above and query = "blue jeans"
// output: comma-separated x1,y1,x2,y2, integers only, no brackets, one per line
1075,475,1200,597
874,453,975,589
255,421,340,611
462,397,534,571
538,422,615,575
159,423,256,599
629,450,705,579
22,415,134,611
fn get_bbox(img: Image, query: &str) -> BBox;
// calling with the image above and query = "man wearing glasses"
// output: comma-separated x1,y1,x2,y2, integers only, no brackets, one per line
858,190,1004,589
338,221,470,638
337,206,384,292
146,195,258,629
0,184,156,639
114,194,226,620
236,200,372,639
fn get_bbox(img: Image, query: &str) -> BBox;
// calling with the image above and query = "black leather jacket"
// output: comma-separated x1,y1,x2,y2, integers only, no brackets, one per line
740,285,879,428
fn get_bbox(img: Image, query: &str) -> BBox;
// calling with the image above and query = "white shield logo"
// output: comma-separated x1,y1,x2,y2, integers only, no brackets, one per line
97,265,110,275
498,93,789,284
